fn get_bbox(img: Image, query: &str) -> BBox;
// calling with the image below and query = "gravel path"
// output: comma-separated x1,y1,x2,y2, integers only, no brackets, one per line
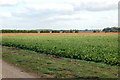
1,60,36,78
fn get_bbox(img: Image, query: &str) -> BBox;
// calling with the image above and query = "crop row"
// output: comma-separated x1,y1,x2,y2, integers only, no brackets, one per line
2,35,119,65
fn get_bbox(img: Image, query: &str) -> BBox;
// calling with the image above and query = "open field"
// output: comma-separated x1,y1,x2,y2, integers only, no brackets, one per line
2,35,118,65
2,33,119,78
2,46,118,78
0,32,118,35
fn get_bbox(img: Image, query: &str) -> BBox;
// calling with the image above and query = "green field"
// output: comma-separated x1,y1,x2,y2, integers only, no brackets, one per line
2,35,118,65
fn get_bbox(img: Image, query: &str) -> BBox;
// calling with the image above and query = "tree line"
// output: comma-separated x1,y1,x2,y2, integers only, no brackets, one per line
1,30,85,33
102,27,120,32
1,27,119,33
1,30,38,33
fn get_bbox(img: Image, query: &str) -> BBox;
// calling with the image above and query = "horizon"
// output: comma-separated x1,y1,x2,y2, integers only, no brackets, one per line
0,27,114,30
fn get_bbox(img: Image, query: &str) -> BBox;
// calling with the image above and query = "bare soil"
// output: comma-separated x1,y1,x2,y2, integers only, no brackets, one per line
0,33,118,35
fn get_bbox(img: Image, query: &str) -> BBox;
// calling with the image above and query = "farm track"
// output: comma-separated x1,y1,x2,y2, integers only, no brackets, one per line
1,33,118,35
2,60,37,78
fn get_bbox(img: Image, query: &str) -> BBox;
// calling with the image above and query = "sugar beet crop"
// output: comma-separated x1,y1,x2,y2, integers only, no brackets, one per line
2,35,118,65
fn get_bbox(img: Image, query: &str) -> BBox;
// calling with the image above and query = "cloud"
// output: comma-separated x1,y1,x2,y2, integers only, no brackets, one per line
65,0,119,11
0,12,12,17
10,3,92,23
0,0,118,30
26,4,74,15
9,0,118,21
0,0,28,6
11,3,74,20
26,4,74,11
47,14,92,21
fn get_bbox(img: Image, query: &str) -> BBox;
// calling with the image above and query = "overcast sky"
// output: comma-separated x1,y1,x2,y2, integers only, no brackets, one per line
0,0,119,30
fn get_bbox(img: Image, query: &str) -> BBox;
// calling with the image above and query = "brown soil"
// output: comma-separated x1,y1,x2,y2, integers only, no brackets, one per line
0,33,118,35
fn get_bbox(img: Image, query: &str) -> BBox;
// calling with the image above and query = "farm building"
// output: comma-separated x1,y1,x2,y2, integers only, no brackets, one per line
36,29,52,33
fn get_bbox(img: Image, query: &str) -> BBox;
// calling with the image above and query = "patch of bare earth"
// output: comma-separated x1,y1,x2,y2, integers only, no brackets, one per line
1,33,118,36
2,60,37,78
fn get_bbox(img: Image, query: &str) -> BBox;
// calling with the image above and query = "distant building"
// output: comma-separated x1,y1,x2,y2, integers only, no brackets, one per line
36,29,52,33
60,30,64,33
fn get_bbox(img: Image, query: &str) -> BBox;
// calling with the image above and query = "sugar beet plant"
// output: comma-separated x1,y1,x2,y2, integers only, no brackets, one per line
2,35,118,65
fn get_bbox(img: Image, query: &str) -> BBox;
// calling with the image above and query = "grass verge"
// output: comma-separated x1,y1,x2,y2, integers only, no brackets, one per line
2,46,118,78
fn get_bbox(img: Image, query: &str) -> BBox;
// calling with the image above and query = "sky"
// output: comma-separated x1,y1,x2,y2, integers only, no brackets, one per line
0,0,119,30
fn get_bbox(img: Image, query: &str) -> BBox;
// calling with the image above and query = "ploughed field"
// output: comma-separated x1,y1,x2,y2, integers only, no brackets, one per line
1,32,118,35
2,35,118,65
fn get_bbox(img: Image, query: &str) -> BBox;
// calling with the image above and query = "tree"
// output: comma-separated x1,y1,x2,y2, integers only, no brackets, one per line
93,30,96,33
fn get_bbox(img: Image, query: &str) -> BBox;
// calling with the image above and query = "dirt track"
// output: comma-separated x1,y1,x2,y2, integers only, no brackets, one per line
0,33,118,35
2,60,36,78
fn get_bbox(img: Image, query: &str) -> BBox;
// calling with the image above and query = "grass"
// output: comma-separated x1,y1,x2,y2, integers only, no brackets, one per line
2,46,118,78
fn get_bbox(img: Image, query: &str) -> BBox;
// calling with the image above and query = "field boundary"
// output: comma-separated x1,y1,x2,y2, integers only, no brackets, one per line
0,33,118,35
